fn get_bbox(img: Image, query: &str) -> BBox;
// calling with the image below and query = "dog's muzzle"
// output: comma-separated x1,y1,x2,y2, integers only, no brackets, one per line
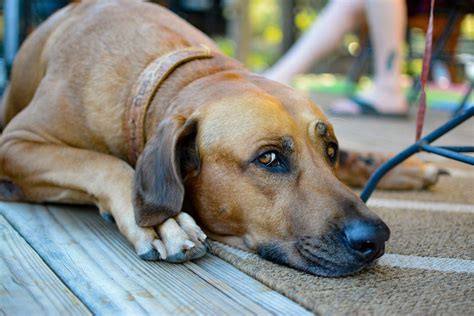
258,219,390,277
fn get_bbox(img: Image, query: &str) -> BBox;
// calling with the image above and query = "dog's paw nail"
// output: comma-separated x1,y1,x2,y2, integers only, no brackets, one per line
189,245,207,260
198,232,207,243
138,248,161,261
182,240,195,250
166,252,188,263
152,240,167,260
438,168,450,176
203,239,213,252
101,213,115,223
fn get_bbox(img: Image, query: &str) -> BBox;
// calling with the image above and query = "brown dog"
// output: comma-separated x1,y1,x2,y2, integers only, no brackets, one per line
0,0,439,277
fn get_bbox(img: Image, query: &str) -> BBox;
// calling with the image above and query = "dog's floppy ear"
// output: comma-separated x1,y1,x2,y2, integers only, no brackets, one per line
133,116,200,227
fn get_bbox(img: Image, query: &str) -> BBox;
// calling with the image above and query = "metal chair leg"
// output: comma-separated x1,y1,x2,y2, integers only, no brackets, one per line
360,106,474,202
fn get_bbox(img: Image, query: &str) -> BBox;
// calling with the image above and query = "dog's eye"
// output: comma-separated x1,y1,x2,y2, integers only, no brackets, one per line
255,151,288,172
326,142,338,163
258,152,278,166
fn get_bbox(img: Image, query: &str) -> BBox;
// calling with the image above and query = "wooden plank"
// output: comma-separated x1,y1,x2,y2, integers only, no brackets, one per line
189,256,311,315
0,202,310,315
0,215,90,315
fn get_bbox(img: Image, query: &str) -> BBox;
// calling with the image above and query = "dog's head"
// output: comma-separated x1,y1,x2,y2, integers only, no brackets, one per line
134,72,390,277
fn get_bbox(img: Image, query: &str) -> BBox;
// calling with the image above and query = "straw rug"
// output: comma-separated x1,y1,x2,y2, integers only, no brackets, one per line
210,161,474,315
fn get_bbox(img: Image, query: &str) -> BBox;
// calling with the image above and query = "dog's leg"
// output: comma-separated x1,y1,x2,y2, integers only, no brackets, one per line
337,149,444,190
0,139,167,260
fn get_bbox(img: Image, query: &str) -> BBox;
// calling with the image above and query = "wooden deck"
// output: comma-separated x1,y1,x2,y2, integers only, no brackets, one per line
0,202,311,315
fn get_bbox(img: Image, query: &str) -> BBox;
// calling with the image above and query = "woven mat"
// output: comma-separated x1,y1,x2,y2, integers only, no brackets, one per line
210,161,474,315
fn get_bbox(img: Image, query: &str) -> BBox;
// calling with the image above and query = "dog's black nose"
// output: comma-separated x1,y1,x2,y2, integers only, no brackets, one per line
343,219,390,261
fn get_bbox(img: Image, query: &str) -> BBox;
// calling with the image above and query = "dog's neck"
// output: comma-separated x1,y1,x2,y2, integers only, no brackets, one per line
142,52,245,154
125,46,216,163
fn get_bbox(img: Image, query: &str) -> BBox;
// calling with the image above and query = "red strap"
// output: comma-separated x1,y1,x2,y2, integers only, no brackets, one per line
416,0,435,141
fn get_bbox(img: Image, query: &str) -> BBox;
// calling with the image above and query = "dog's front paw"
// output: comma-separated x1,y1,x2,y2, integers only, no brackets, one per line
132,227,168,261
158,212,208,263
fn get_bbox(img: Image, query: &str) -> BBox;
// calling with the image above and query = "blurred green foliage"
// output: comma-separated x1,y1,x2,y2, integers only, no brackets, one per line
247,0,282,71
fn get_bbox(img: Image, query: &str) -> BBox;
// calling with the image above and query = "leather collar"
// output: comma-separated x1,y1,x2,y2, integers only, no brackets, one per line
124,45,213,164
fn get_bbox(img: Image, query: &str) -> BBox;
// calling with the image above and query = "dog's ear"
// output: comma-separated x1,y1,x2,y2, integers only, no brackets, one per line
133,116,200,227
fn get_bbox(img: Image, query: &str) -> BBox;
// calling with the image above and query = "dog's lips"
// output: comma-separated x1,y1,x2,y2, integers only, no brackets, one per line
256,236,380,277
295,243,369,277
374,244,385,260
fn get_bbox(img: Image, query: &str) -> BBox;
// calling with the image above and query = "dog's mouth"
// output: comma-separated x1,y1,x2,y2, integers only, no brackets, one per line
256,231,385,277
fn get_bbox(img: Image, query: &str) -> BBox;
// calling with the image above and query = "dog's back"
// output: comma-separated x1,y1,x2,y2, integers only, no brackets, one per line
0,2,75,128
1,0,217,153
